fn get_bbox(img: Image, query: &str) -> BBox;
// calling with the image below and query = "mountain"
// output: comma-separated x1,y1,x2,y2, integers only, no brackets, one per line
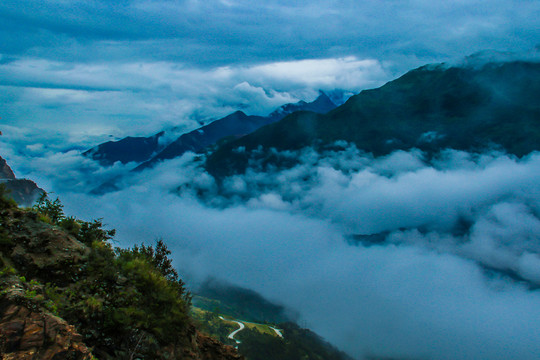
194,278,295,324
134,111,269,171
83,93,336,170
135,92,337,171
83,131,165,166
0,156,44,207
266,90,339,121
206,60,540,178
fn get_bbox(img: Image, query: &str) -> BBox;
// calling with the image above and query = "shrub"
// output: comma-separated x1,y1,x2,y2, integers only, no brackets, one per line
33,192,65,224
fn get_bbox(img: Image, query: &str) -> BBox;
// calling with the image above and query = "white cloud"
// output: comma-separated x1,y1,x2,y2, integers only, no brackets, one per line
0,56,390,139
243,57,388,90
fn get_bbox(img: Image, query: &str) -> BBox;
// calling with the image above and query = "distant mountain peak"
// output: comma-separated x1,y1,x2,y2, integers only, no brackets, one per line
311,90,336,106
83,131,165,166
457,48,540,69
268,92,336,120
87,93,340,177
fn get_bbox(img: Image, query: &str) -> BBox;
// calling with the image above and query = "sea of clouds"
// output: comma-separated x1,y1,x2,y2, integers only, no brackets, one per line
3,132,540,359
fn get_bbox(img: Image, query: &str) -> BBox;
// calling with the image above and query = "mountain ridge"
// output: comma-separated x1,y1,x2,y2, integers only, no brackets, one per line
206,60,540,178
83,131,166,166
83,92,337,170
135,92,337,171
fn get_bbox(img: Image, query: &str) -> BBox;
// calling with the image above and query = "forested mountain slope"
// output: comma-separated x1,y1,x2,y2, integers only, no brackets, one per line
207,61,540,177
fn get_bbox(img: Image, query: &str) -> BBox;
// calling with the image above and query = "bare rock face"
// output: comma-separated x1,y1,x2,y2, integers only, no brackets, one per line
174,325,243,360
0,157,15,180
0,281,94,360
0,156,44,207
149,324,243,360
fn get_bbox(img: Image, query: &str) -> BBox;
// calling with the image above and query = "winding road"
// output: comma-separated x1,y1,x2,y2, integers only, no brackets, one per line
219,316,245,344
219,316,284,343
270,326,283,338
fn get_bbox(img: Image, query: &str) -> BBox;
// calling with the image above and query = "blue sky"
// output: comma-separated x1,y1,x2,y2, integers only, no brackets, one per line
1,0,539,143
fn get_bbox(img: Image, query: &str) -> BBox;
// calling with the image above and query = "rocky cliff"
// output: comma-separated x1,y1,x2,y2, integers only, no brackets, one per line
0,157,15,180
0,279,94,360
0,156,44,207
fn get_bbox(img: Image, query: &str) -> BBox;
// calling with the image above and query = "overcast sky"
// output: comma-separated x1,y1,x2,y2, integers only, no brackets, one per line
1,0,539,143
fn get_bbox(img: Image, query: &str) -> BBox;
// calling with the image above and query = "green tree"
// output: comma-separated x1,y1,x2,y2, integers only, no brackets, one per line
33,192,65,224
119,239,191,306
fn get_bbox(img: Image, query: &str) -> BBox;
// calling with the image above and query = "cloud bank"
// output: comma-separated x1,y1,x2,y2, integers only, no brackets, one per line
0,56,389,139
2,0,538,67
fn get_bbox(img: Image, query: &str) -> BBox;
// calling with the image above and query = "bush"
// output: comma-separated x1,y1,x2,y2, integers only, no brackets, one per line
33,192,65,224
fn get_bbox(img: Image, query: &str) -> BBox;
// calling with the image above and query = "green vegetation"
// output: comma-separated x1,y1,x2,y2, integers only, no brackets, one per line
242,321,279,337
0,183,17,210
33,192,65,223
1,188,353,360
0,191,193,360
190,307,238,345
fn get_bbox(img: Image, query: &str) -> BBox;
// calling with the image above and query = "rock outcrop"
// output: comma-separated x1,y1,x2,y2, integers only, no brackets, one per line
191,328,243,360
2,207,89,282
0,157,15,180
0,156,44,207
0,280,94,360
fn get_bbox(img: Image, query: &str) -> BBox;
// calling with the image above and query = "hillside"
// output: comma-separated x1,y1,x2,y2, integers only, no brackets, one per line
190,295,352,360
206,61,540,178
0,186,242,360
195,278,294,324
